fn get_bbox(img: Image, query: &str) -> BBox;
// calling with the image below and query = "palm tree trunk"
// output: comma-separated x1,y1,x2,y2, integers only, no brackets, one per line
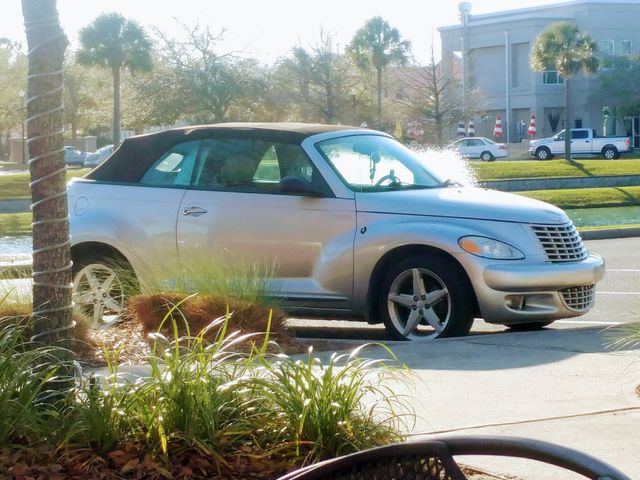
21,0,75,369
376,67,382,129
564,77,572,161
113,66,121,145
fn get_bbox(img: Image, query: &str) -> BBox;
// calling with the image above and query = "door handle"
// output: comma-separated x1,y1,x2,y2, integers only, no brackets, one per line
181,206,208,216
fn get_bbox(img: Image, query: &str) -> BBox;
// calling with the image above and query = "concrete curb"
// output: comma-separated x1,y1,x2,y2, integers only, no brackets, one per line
579,227,640,240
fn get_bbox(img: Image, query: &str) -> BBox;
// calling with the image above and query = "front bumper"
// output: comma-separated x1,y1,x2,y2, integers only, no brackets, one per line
473,253,605,324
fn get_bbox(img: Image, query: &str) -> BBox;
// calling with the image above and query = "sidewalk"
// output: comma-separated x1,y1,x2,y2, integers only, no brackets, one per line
382,327,639,479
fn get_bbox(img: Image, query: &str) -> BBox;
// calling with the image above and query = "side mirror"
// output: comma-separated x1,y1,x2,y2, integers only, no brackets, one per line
279,176,324,197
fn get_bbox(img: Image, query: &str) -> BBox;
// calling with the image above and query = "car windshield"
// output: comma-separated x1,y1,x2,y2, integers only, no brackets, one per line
315,134,444,191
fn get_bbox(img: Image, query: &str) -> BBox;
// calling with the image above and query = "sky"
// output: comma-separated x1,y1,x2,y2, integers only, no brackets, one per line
5,0,565,64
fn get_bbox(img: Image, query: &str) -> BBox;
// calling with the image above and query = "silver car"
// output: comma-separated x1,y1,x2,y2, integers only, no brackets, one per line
448,137,509,161
67,123,605,339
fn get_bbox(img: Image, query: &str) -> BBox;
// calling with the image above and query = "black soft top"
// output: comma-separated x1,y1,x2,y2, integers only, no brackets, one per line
86,123,357,183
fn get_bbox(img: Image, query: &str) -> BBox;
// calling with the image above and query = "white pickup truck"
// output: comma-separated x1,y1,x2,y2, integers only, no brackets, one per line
529,128,632,160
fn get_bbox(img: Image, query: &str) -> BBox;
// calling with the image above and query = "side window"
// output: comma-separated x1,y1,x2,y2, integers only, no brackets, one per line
193,138,263,193
275,144,315,182
192,137,331,196
253,145,280,182
139,140,200,187
571,130,588,139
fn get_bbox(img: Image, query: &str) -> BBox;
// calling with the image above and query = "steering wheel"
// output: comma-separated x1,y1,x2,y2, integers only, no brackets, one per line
375,173,400,186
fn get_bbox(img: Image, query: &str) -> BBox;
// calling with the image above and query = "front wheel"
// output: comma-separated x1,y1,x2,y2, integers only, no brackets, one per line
72,253,138,328
602,147,617,160
379,254,474,340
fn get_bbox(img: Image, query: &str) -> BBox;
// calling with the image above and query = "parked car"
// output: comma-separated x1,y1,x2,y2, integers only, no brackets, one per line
84,144,114,167
529,128,633,160
67,123,604,339
447,137,508,161
64,146,88,166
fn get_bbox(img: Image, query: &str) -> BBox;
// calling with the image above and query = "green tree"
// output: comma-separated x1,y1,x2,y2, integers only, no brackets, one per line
120,60,183,133
530,21,598,161
348,17,411,128
21,0,74,381
593,55,640,119
63,61,111,144
77,13,152,145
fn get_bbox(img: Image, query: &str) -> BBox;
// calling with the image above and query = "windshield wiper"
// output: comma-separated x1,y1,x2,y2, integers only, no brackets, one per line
440,178,463,188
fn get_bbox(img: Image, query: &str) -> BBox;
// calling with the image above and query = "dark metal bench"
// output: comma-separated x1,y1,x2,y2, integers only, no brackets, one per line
277,435,631,480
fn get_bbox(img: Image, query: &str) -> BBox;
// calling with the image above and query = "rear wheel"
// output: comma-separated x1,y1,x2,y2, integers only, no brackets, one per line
602,147,617,160
72,253,138,328
480,151,495,162
379,254,474,340
535,147,552,160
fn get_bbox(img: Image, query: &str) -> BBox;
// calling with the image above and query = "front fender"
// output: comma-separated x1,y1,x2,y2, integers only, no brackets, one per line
351,213,538,313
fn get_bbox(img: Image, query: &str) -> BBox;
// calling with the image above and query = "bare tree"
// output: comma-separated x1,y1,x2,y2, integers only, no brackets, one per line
155,22,252,123
21,0,74,376
283,31,352,123
397,46,463,144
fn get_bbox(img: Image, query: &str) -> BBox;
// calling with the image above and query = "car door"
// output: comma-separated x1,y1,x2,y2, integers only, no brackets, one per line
570,129,590,153
467,139,484,158
454,139,471,157
176,136,357,310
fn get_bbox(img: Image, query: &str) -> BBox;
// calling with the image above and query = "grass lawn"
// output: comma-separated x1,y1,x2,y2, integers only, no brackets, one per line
473,159,640,181
0,169,88,200
0,212,31,236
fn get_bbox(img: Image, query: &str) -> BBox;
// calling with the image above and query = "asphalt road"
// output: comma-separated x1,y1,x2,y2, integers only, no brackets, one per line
286,236,640,341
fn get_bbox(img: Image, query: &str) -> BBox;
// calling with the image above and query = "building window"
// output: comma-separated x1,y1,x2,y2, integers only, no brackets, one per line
543,70,564,84
598,39,614,56
620,40,632,56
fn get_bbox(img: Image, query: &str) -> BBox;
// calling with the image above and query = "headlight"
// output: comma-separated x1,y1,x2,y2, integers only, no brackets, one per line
459,236,524,260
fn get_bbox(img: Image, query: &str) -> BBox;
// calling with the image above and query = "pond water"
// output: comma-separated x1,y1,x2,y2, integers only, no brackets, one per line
0,235,32,257
565,205,640,227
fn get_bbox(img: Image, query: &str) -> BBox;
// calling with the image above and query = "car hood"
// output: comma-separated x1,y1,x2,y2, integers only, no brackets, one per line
355,186,568,224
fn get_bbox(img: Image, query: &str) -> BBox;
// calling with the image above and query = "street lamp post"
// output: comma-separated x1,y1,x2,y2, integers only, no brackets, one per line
459,2,471,118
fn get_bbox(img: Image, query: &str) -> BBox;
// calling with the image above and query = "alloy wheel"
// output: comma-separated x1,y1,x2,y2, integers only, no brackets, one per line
72,263,125,327
387,267,451,340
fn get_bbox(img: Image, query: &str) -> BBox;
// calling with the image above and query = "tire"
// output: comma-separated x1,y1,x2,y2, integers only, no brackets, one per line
535,147,552,160
72,253,138,328
480,151,495,162
508,321,553,332
379,254,474,340
602,147,617,160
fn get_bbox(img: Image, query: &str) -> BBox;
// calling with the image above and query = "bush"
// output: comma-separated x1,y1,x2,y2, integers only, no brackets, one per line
0,312,414,479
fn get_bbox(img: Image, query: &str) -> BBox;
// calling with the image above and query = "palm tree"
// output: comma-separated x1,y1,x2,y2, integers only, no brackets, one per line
530,22,598,161
348,17,411,128
21,0,74,378
77,13,152,145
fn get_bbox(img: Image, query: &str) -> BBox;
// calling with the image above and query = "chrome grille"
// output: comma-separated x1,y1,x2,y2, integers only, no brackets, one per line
531,223,588,262
560,285,595,312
